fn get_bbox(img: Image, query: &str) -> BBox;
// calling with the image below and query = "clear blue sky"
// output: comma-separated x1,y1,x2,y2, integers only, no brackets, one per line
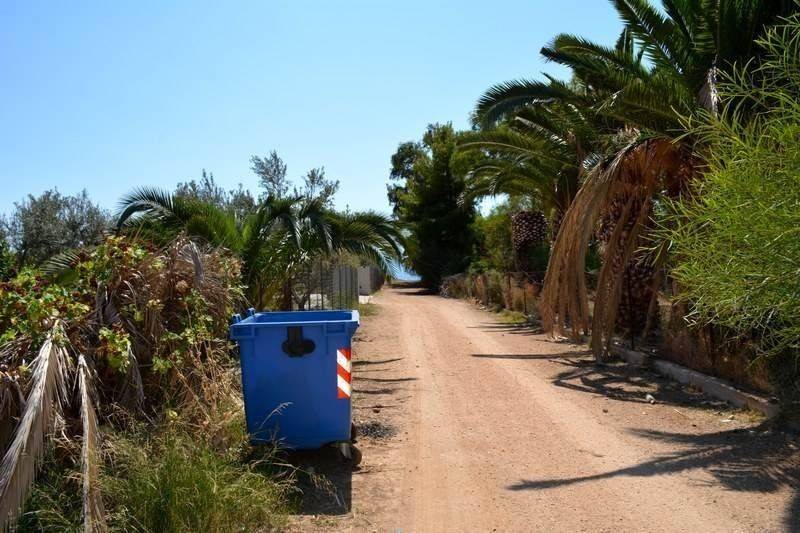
0,1,621,217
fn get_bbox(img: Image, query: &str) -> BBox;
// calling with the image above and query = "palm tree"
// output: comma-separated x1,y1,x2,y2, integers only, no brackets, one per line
459,100,594,222
462,32,637,232
481,2,795,132
471,0,797,359
116,188,403,310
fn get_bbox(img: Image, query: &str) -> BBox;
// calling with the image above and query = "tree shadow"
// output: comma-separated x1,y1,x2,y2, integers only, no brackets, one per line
395,287,437,296
353,357,404,367
507,426,800,529
469,322,545,336
471,350,592,361
357,376,418,383
352,387,398,395
550,359,725,407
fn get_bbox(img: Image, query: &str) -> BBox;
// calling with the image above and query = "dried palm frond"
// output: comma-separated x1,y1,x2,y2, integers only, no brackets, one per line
178,239,206,286
540,138,692,360
0,324,70,530
539,161,613,340
0,374,23,453
77,355,107,533
120,345,144,410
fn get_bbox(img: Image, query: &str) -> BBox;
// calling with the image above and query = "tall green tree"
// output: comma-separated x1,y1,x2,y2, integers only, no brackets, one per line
176,169,257,222
1,189,108,266
251,151,290,199
294,167,340,207
388,124,476,288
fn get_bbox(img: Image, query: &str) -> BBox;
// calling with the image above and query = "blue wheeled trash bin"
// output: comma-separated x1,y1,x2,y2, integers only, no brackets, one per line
230,309,361,463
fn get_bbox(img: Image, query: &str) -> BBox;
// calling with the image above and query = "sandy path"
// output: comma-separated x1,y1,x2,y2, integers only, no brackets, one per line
302,286,799,532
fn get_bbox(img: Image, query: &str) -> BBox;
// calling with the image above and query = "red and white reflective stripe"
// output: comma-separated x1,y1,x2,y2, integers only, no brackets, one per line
337,348,352,399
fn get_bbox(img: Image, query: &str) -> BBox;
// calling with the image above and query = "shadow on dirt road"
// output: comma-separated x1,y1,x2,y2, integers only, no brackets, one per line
508,425,800,529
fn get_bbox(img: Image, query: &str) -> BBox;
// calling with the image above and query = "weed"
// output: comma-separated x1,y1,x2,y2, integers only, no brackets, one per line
497,310,529,325
357,303,378,317
102,422,293,533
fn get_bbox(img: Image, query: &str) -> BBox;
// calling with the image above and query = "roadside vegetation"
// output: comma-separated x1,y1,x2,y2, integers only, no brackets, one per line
390,1,800,414
0,153,402,530
664,16,800,412
4,1,800,529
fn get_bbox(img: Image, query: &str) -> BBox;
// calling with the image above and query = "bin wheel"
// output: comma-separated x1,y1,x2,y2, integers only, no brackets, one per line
338,442,362,467
349,445,363,467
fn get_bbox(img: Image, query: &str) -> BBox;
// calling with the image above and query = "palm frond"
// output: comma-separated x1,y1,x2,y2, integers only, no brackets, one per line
546,33,651,79
77,355,107,533
0,324,70,530
610,0,683,73
116,188,241,250
121,345,144,409
326,212,404,273
40,249,82,278
115,187,181,230
474,79,575,127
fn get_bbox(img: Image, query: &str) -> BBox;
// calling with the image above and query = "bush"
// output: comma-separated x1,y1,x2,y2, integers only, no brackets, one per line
0,240,14,280
666,16,800,407
471,205,515,273
1,189,108,266
0,236,248,529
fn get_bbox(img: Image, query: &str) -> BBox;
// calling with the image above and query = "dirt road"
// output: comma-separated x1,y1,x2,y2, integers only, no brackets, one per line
296,286,799,532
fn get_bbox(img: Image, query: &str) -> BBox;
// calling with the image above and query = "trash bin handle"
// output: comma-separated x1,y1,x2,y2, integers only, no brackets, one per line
282,326,315,357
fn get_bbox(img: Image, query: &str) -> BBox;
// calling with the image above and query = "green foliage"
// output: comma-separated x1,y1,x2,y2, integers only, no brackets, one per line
16,450,83,532
388,124,477,287
175,169,256,222
98,327,132,372
0,269,91,348
471,204,515,273
251,151,290,199
117,189,402,310
295,167,339,207
463,0,799,356
1,234,244,413
357,302,378,317
0,234,255,530
0,240,14,281
17,419,292,533
470,201,552,278
497,309,528,325
666,15,800,368
1,189,109,267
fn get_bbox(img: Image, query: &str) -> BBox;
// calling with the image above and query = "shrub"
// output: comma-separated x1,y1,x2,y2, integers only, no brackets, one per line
0,236,247,529
666,16,800,408
471,205,515,273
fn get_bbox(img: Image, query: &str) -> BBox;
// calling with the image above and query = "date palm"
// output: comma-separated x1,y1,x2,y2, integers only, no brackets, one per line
116,188,403,310
462,33,635,235
472,0,797,359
